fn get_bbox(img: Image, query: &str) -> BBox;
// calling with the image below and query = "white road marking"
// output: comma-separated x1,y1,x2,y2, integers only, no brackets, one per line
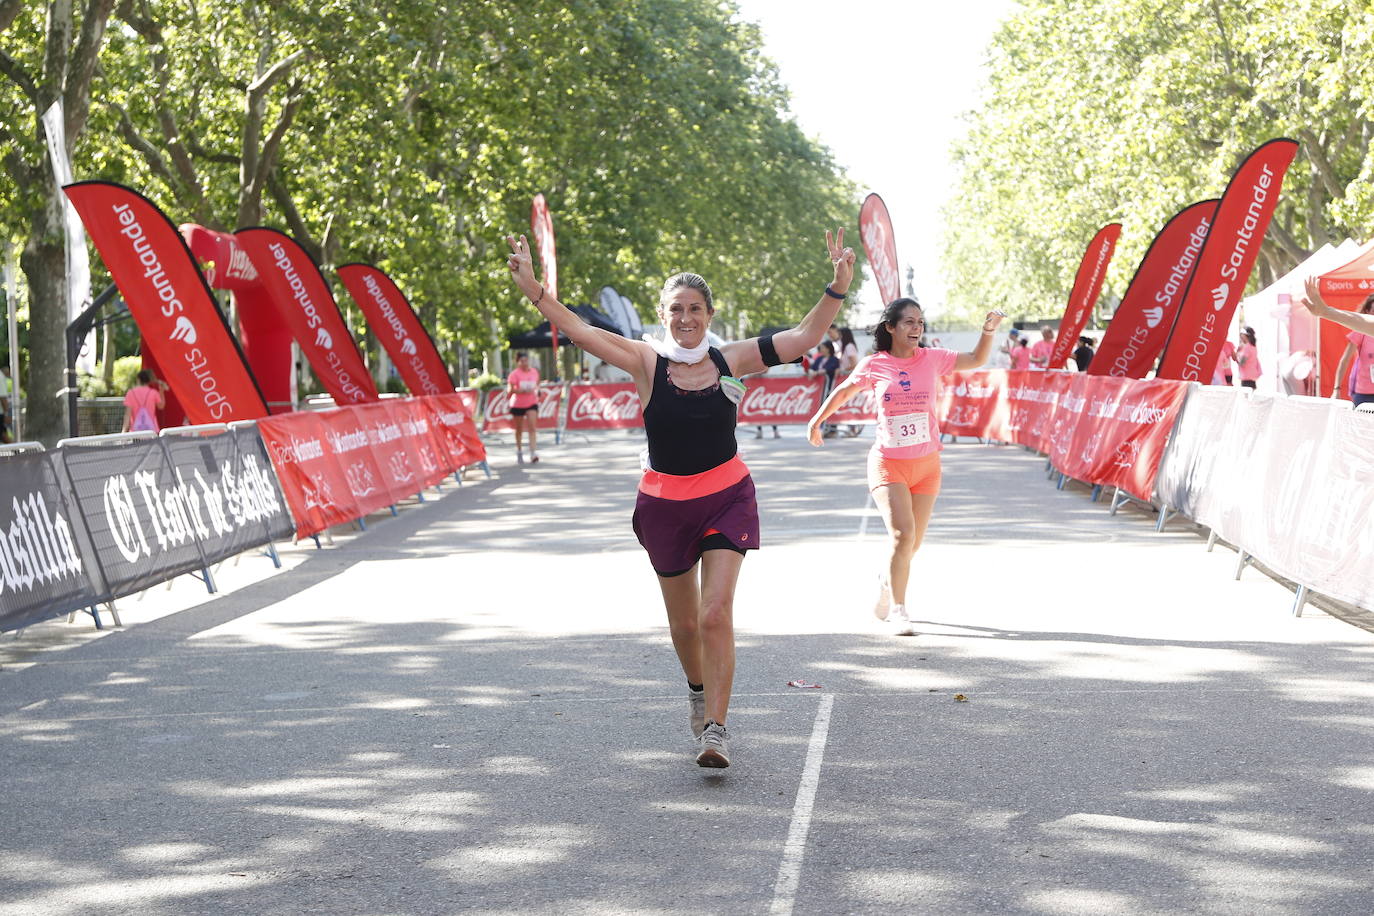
769,692,835,916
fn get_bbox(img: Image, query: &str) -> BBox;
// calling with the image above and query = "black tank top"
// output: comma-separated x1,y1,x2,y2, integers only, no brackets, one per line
642,348,738,475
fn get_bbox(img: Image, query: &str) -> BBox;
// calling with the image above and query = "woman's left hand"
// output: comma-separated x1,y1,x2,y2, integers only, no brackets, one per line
1298,276,1324,316
982,309,1006,333
827,228,856,294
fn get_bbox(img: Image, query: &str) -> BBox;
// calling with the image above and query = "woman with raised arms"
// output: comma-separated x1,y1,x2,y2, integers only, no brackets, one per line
505,229,856,768
806,298,1004,635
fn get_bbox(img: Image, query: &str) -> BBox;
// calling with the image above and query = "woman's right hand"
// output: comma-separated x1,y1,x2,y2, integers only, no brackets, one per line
1299,276,1326,316
807,418,824,447
505,234,543,303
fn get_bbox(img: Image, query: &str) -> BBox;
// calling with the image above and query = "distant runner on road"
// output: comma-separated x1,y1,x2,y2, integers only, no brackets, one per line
807,299,1004,634
506,228,856,768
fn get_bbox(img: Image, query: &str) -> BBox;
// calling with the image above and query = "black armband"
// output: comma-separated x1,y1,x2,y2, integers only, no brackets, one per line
759,332,784,367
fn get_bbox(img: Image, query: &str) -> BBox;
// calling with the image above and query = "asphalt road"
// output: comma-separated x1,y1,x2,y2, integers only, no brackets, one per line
2,428,1372,915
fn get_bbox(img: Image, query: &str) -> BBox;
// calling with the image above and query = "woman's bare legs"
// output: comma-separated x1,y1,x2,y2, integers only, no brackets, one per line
526,411,539,460
656,549,743,724
870,485,937,606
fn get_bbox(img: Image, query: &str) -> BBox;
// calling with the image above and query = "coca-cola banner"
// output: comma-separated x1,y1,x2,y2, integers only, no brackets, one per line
859,193,902,306
937,369,1010,440
1048,223,1122,369
237,227,380,406
258,411,361,539
1156,139,1300,381
63,181,269,423
482,384,564,433
338,264,455,396
1091,200,1218,378
56,431,290,599
0,451,103,633
422,393,487,469
565,383,642,431
1156,390,1374,608
736,376,824,426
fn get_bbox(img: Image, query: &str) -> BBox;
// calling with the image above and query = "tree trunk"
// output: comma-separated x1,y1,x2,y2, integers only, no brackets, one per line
22,196,71,445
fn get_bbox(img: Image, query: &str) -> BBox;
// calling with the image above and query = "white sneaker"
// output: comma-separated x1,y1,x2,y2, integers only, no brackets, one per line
886,603,916,636
874,574,892,620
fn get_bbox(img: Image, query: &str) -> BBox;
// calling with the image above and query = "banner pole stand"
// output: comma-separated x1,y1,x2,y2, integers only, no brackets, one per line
1090,485,1103,502
1206,529,1219,552
1235,550,1251,580
1109,487,1124,515
388,505,398,517
310,534,322,549
263,542,282,569
1291,585,1310,617
1155,505,1174,532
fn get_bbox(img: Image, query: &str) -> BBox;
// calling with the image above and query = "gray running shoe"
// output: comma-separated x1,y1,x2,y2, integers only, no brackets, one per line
696,721,731,768
688,689,707,738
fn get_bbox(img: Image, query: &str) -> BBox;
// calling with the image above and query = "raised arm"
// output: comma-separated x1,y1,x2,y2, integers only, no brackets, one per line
953,310,1007,371
806,376,865,446
723,229,856,376
1300,276,1374,335
506,234,650,377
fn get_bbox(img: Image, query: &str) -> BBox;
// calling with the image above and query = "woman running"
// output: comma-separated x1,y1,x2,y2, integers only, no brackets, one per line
506,229,856,768
806,298,1004,634
507,352,541,463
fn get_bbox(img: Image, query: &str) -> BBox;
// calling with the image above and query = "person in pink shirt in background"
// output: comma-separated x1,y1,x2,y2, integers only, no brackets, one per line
1331,294,1374,406
806,298,1005,635
1210,338,1237,386
1029,327,1055,369
1236,327,1261,389
1009,337,1032,371
507,352,541,463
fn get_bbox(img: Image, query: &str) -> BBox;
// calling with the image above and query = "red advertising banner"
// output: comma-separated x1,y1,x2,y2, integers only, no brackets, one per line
830,373,877,423
531,193,560,367
565,382,642,430
257,411,360,538
338,264,455,396
236,227,380,405
1156,138,1300,381
737,376,823,426
422,393,487,468
859,193,902,306
393,398,453,491
482,383,564,433
316,406,399,514
1091,200,1218,378
937,369,1010,440
455,388,480,418
1048,223,1122,369
63,181,269,423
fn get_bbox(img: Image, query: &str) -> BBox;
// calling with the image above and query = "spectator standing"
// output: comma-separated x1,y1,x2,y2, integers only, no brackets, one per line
1029,327,1055,369
122,369,167,433
1236,328,1262,389
1009,337,1032,371
1072,336,1095,372
1210,338,1237,386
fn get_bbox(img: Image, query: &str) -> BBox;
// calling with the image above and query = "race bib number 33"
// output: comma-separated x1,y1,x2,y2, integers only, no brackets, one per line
880,411,930,449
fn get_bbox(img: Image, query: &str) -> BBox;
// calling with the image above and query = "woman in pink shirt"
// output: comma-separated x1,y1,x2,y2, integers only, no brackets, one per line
806,299,1005,634
1235,327,1261,389
1009,337,1031,371
506,352,541,463
1331,294,1374,406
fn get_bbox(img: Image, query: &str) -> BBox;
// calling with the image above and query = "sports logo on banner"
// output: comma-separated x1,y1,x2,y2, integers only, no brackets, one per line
1091,200,1218,378
938,370,1010,439
483,384,563,433
338,265,455,397
422,393,487,468
1156,138,1300,381
63,181,269,423
859,193,902,306
736,377,823,426
237,228,380,405
565,383,641,431
0,452,102,632
317,408,396,516
258,411,360,539
1048,223,1121,369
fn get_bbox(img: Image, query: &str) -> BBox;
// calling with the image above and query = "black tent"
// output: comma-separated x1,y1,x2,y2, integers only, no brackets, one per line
508,304,625,348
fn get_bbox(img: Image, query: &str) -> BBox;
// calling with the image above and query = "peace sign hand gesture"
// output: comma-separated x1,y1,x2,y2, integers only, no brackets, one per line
505,234,541,302
827,228,856,294
982,309,1007,333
